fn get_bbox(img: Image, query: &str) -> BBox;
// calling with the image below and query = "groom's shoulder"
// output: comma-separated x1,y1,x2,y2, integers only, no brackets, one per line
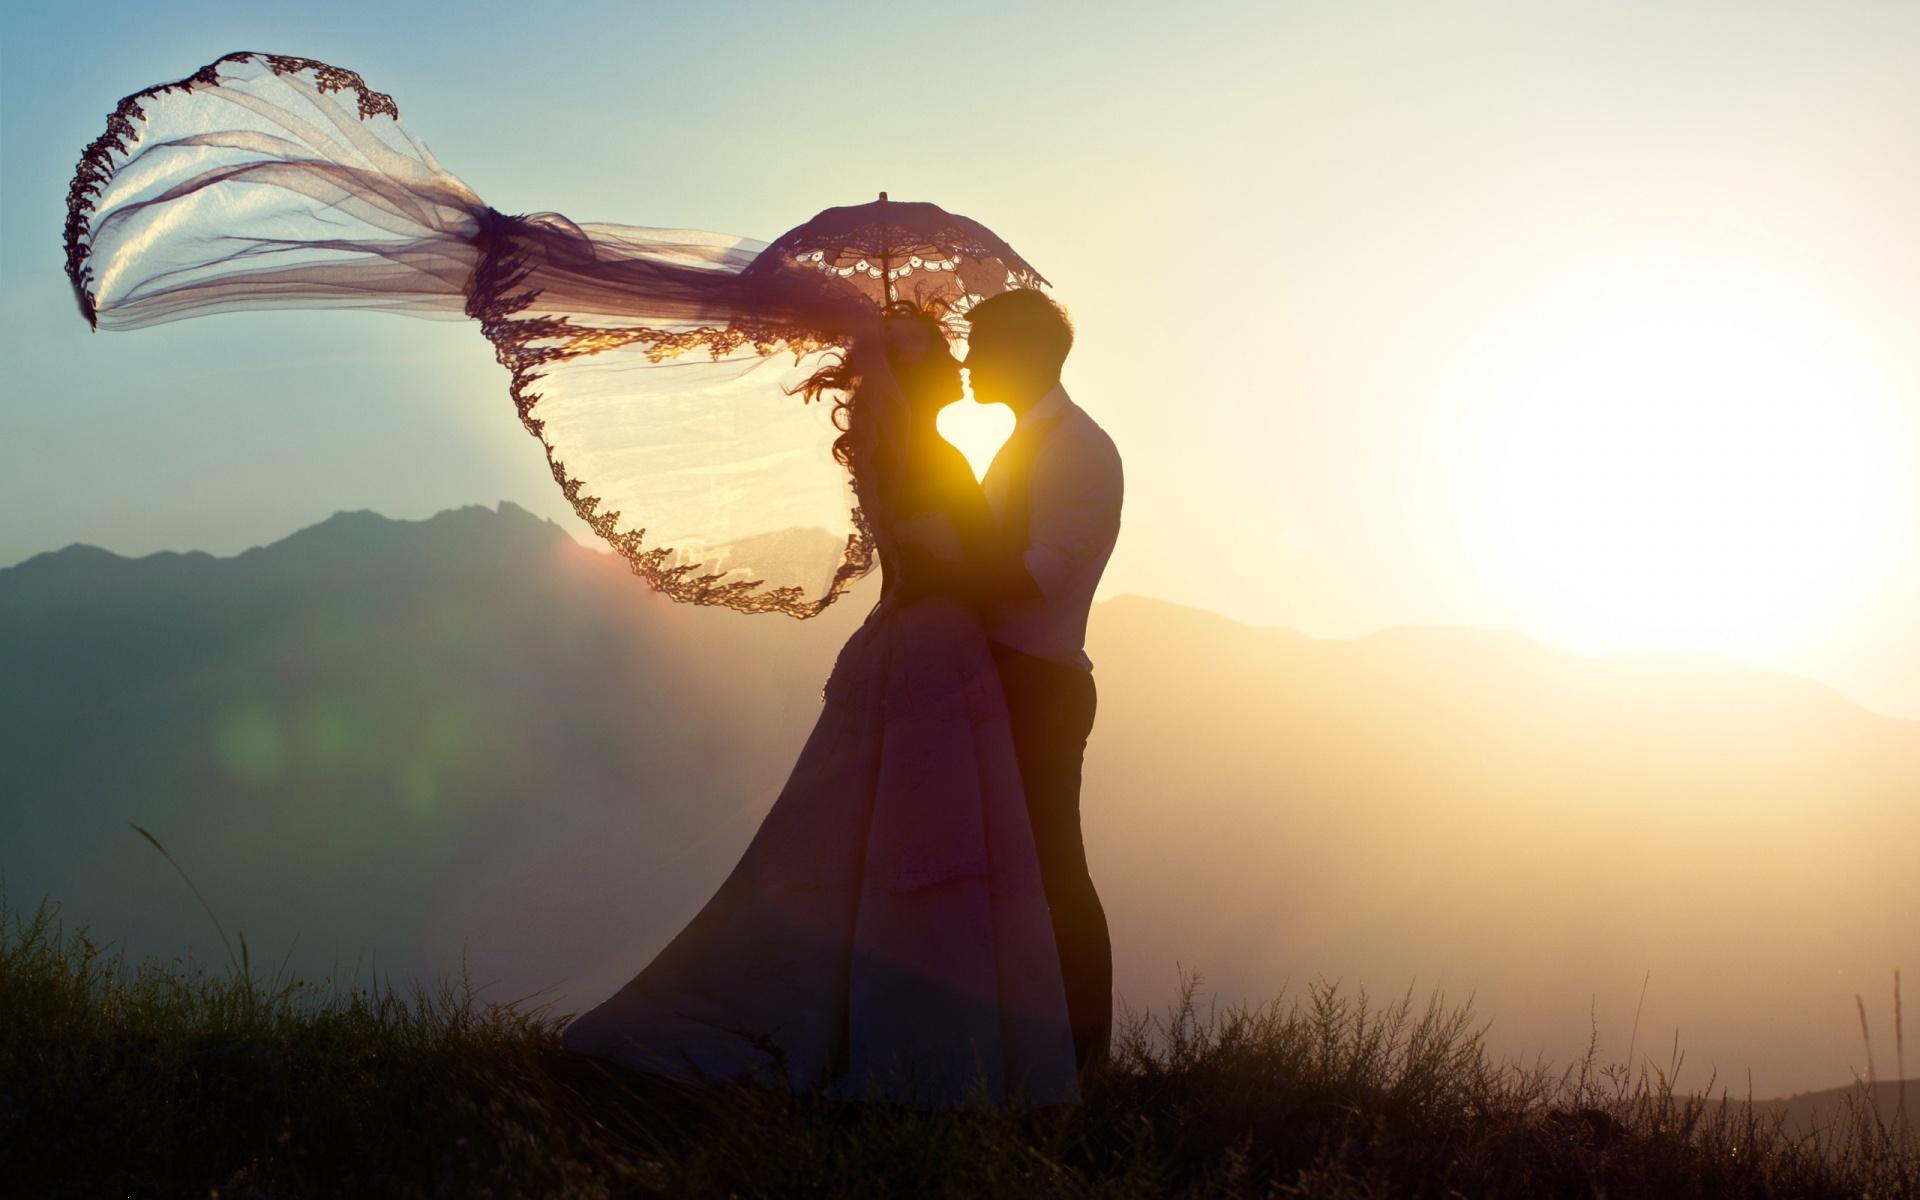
1061,399,1122,475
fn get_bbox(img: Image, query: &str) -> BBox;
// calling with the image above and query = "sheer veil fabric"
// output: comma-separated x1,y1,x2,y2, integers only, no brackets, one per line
65,52,1079,1105
64,51,1040,617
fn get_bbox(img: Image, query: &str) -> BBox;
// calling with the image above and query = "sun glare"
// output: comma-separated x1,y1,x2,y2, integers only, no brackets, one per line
1457,288,1904,660
937,396,1016,482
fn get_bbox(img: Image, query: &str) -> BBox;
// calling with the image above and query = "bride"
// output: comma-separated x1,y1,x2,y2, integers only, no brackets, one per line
62,52,1078,1107
559,304,1079,1106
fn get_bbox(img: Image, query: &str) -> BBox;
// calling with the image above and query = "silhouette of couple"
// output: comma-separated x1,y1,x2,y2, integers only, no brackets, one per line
561,290,1125,1107
58,51,1120,1110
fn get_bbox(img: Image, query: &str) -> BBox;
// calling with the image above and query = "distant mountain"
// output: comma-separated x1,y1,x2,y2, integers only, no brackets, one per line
1,504,854,1007
3,503,1914,1099
1687,1079,1917,1141
1083,594,1917,1103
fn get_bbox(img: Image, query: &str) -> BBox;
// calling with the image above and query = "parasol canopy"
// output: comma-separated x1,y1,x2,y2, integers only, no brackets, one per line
740,192,1050,319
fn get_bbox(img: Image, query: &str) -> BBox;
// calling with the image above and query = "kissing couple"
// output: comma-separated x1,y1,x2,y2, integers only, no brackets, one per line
562,288,1126,1109
61,51,1122,1111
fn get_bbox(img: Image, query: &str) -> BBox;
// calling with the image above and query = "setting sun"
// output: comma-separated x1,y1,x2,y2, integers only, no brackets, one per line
1456,282,1906,660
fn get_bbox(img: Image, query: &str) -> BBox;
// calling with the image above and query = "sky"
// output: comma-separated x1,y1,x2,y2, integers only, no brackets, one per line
3,0,1918,719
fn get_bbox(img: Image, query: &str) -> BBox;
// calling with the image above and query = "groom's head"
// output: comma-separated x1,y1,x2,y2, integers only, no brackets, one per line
963,289,1073,414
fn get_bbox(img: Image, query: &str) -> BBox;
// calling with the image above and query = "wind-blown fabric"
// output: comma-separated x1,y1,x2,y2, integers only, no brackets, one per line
63,52,1041,616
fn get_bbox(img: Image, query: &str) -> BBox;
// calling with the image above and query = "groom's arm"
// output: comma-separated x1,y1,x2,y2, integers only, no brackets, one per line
893,501,1042,606
1015,433,1123,606
899,430,1122,608
893,542,1038,607
890,469,1040,607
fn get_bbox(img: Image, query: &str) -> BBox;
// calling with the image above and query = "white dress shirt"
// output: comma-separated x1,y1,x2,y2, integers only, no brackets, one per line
981,383,1124,672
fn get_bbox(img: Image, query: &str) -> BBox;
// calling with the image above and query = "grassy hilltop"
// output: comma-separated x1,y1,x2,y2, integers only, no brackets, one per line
5,895,1913,1200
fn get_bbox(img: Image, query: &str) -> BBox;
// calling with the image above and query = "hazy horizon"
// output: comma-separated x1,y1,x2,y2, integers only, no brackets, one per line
15,495,1920,725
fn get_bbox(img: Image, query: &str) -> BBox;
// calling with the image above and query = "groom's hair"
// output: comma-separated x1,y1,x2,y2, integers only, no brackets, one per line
964,289,1073,377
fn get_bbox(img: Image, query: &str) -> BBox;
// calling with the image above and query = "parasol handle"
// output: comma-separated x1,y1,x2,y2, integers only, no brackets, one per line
877,191,894,305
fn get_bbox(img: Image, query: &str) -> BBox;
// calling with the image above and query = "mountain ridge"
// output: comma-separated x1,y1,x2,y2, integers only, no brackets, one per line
8,503,1902,727
3,500,573,575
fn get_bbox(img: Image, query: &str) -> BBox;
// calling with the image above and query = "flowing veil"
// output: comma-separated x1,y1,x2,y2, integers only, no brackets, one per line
64,51,1043,616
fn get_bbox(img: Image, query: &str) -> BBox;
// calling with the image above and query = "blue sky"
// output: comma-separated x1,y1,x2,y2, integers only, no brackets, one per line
5,1,1919,719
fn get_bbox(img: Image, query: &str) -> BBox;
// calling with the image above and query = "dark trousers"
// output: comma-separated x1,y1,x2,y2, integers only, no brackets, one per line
990,640,1112,1073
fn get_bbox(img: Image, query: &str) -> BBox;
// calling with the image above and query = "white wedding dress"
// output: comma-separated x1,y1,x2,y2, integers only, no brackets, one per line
559,388,1080,1109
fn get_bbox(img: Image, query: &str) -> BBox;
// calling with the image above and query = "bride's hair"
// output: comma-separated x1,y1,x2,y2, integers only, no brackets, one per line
789,299,951,471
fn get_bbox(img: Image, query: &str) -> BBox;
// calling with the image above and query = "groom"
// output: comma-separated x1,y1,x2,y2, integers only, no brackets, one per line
963,289,1124,1074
